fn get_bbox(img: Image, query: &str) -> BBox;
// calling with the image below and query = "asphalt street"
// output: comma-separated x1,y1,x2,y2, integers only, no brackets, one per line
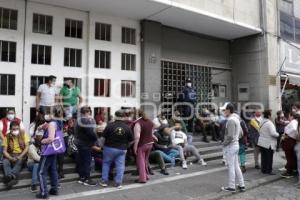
1,152,298,200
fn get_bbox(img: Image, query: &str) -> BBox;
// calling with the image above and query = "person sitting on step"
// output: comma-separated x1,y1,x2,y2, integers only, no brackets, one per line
2,121,29,189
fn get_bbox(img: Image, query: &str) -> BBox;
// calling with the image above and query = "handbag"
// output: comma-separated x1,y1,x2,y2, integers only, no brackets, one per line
41,128,66,156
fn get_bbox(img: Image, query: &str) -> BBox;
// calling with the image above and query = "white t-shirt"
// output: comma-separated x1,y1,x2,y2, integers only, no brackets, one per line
284,119,298,139
37,84,58,106
171,130,187,145
0,119,25,136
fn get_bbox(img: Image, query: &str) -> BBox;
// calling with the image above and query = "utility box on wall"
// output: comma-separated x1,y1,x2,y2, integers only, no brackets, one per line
238,83,250,101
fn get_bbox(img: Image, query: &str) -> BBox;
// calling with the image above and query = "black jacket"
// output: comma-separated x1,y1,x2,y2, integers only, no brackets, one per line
75,117,97,148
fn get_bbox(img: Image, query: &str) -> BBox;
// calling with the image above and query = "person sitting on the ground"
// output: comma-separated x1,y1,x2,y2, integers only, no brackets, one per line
153,125,179,167
171,122,207,167
2,121,29,189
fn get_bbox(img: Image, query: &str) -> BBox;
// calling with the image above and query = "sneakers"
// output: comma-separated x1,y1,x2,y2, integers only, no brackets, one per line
35,193,48,199
281,172,294,178
238,186,246,192
99,180,108,187
160,169,169,175
182,161,188,169
200,159,207,166
115,183,123,189
221,187,236,193
222,160,227,166
78,178,85,184
83,178,97,186
30,184,38,193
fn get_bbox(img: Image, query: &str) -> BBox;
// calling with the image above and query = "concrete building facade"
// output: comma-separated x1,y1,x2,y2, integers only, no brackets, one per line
1,0,296,126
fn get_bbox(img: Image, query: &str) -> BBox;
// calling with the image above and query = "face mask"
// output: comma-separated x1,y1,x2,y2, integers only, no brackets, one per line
12,130,19,136
51,82,56,87
187,83,192,87
280,114,284,118
44,115,51,121
7,114,15,121
292,109,296,112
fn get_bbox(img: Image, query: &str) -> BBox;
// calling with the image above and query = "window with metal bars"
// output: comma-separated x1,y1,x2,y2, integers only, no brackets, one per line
65,19,83,39
0,74,15,95
31,44,51,65
122,27,136,45
0,7,17,30
30,75,47,96
121,80,136,97
64,48,82,67
95,50,110,69
63,77,82,90
94,79,110,97
32,13,53,34
121,53,136,71
95,22,111,41
161,60,212,117
0,40,16,62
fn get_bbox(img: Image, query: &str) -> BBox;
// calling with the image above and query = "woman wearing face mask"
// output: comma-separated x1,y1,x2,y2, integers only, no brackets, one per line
36,105,64,199
2,121,29,189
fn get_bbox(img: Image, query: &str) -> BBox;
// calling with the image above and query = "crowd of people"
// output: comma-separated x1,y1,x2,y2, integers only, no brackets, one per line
0,75,300,199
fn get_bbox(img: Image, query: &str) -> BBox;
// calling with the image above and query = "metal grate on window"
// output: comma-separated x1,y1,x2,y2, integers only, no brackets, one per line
121,53,136,71
121,80,136,97
32,13,53,34
0,40,16,62
95,22,111,41
0,7,18,30
30,75,47,96
95,50,111,69
64,48,82,67
65,19,83,39
94,79,110,97
122,27,136,45
31,44,51,65
161,60,212,118
0,74,15,95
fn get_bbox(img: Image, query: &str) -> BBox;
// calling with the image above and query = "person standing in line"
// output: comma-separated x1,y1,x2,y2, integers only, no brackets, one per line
275,110,289,152
257,110,279,175
281,111,299,178
294,120,300,188
249,109,263,169
36,105,64,199
36,75,58,115
99,110,133,189
75,106,98,186
239,115,248,173
133,109,156,184
221,103,245,193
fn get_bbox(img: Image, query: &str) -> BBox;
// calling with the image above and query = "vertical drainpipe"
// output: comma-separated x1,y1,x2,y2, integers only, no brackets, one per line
86,11,90,106
21,0,28,119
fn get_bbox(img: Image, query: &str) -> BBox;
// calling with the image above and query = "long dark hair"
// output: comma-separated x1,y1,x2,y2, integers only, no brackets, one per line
33,113,46,137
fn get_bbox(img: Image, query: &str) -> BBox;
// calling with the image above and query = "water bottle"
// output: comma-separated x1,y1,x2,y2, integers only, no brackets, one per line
91,157,95,173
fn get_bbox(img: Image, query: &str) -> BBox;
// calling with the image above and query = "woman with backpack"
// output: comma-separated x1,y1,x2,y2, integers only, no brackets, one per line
36,105,65,199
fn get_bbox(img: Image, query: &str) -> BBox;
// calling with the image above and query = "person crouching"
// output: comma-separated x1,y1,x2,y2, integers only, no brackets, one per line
99,110,133,189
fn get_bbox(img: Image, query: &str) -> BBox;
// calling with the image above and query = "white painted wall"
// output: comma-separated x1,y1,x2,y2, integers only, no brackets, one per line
0,0,141,128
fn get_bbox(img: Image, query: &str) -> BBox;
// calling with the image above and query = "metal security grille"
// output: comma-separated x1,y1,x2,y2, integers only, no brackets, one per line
161,60,212,117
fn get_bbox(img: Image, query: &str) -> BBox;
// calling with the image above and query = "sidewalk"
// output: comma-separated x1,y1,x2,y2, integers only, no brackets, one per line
0,152,289,200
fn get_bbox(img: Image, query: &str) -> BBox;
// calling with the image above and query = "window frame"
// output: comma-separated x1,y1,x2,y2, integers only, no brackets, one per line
32,13,53,35
122,27,136,45
95,22,111,41
64,47,82,67
0,74,15,95
0,40,16,62
94,78,110,97
121,53,136,71
95,50,111,69
31,44,52,65
0,7,18,30
65,18,83,39
121,80,136,98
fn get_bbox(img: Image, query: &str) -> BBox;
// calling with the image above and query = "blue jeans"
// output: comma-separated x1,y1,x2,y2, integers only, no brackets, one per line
102,146,126,184
159,149,180,162
77,145,92,179
28,162,39,185
38,155,58,196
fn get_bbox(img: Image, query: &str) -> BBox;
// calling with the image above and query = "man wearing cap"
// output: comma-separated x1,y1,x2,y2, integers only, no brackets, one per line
99,110,133,189
221,103,245,193
179,78,197,132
